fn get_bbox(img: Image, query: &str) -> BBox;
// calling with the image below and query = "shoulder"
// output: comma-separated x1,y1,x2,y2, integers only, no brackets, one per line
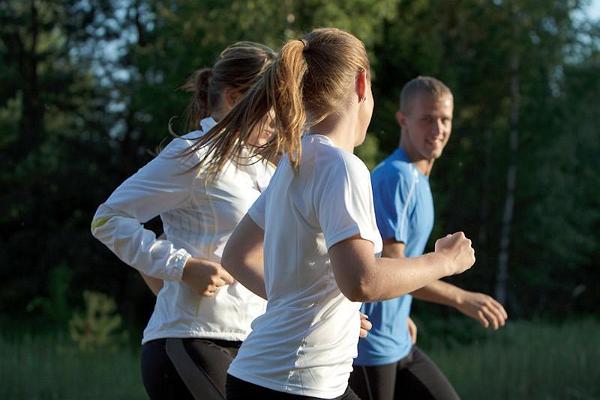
157,130,208,167
308,139,370,182
371,156,414,187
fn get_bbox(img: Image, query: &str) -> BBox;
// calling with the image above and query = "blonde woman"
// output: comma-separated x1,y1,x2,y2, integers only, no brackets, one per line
189,28,476,399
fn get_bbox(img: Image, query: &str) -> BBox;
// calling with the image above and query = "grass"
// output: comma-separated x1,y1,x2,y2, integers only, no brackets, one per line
0,332,145,400
427,319,600,400
1,319,598,399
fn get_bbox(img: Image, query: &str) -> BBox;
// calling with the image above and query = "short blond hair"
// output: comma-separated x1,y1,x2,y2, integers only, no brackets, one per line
400,76,452,114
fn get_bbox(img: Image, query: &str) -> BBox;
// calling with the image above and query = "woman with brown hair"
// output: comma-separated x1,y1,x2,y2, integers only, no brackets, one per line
191,28,476,399
91,42,277,400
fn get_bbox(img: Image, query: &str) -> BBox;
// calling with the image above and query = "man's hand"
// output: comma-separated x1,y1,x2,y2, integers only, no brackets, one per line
456,291,508,330
182,257,235,296
359,313,372,338
407,317,417,344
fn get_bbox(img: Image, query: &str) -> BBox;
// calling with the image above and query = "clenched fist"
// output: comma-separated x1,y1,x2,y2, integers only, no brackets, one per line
434,232,476,276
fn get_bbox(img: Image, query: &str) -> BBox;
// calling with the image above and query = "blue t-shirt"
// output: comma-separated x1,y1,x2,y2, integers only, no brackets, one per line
355,147,434,366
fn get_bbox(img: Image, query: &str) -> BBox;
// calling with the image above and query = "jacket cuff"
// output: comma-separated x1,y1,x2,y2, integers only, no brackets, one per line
165,249,192,281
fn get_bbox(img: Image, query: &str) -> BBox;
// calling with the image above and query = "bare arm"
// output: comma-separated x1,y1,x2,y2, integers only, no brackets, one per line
328,232,475,302
412,281,508,329
384,241,462,305
221,214,267,299
385,240,508,329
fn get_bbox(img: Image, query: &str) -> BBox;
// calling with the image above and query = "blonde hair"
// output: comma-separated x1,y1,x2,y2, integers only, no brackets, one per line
188,28,370,178
180,42,276,131
399,76,453,115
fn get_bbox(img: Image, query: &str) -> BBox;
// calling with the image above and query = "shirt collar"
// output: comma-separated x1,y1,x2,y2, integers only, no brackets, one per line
199,117,217,134
393,147,411,162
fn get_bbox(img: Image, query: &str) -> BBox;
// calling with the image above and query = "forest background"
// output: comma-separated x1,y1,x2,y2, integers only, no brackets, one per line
1,1,599,398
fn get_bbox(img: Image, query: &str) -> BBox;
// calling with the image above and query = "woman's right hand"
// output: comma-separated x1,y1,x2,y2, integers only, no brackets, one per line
181,257,235,296
434,232,476,275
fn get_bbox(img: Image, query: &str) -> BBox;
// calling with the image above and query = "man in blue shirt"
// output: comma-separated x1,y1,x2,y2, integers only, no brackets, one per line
350,77,508,400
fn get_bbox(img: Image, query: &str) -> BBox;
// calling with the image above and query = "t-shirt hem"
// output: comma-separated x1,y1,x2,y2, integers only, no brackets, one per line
228,367,347,399
354,349,412,366
142,329,248,345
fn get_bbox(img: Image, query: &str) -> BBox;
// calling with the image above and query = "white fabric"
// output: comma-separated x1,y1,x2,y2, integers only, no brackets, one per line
91,117,274,343
228,134,383,399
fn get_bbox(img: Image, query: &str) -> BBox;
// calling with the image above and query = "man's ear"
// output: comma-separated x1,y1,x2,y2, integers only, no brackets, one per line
395,110,407,129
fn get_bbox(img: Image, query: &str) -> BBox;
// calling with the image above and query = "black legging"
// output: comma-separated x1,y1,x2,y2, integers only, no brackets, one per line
226,374,361,400
141,338,241,400
348,346,460,400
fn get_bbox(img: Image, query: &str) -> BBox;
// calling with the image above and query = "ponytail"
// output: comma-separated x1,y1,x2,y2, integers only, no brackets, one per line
185,40,308,179
271,40,308,170
181,68,213,132
185,28,369,180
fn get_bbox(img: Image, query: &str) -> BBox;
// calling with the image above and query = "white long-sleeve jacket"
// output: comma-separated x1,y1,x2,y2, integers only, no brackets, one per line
91,118,273,343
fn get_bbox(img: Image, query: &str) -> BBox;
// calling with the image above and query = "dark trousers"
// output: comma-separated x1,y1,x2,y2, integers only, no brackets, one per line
141,338,241,400
348,346,459,400
226,374,361,400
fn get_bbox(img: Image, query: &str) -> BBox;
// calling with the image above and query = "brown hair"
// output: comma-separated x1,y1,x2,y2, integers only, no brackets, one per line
399,76,453,115
189,28,370,178
180,41,276,131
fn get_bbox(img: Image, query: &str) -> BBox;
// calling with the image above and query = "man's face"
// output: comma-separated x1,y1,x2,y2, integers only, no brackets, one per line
396,93,453,161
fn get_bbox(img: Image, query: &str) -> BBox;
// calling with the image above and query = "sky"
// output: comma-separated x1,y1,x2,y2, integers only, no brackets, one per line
588,0,600,19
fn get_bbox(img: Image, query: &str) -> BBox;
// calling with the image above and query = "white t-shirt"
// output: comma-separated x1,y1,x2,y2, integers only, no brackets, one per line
91,118,273,343
228,134,383,399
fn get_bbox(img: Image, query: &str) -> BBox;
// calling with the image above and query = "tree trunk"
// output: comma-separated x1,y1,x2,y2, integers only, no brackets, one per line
478,127,492,273
17,0,44,156
495,42,520,305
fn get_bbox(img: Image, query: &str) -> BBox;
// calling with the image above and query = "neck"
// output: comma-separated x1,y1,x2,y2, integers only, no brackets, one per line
210,112,222,123
399,138,433,175
310,111,358,153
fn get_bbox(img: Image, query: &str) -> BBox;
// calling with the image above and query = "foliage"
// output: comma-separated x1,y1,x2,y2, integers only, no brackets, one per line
69,291,128,351
0,0,598,327
26,263,72,325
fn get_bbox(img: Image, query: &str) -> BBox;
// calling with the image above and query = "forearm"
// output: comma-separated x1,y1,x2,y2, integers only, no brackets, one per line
140,272,164,296
91,205,190,281
365,252,452,301
332,234,474,303
411,279,465,308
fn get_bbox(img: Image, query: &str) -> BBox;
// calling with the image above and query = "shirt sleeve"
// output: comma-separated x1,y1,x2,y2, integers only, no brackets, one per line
314,154,381,250
90,140,198,281
247,181,268,229
372,171,415,243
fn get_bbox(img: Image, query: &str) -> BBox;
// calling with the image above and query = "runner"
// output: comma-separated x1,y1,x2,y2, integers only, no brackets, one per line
350,76,508,400
91,42,277,400
188,28,477,400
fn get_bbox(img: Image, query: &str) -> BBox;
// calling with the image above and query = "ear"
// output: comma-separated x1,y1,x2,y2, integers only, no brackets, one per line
224,87,243,109
395,110,407,129
355,70,368,102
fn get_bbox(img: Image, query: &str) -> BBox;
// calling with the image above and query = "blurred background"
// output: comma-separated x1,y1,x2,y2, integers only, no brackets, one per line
1,0,598,399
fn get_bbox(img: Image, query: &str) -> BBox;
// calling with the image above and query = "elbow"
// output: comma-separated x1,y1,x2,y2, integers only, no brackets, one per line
90,205,111,238
344,286,376,303
340,272,378,303
220,244,237,274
